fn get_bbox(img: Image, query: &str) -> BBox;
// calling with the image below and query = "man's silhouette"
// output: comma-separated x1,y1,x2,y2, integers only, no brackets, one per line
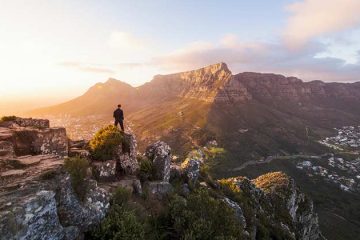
113,104,124,131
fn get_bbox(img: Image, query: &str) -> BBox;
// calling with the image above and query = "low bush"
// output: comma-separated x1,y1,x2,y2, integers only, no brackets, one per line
0,115,17,122
89,186,146,240
111,186,132,206
89,125,126,161
253,171,290,195
90,205,146,240
64,157,89,201
138,156,156,182
153,189,245,239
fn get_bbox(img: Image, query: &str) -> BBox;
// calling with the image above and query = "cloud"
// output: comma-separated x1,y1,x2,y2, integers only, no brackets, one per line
283,0,360,49
59,62,115,74
108,31,145,50
152,35,360,82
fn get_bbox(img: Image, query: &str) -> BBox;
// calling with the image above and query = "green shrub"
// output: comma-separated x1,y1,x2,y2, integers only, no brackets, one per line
89,186,146,240
90,205,145,240
64,157,89,201
153,189,245,239
138,156,156,182
111,186,132,206
89,125,127,161
0,115,17,122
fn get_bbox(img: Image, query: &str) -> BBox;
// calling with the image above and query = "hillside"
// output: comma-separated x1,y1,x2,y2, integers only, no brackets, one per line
30,63,360,166
0,117,323,240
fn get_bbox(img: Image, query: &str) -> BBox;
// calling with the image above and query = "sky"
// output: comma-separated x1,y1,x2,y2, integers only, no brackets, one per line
1,0,360,113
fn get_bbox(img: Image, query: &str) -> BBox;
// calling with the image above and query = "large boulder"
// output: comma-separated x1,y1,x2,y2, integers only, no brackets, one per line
181,158,201,184
57,175,110,232
115,133,139,175
0,191,69,240
180,149,205,184
0,119,68,158
145,141,171,182
0,168,110,240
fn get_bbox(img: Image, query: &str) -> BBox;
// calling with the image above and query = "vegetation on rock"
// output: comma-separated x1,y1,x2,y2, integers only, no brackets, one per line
0,115,17,122
64,157,89,201
138,156,156,182
89,125,126,161
154,189,245,240
88,187,146,240
253,171,290,194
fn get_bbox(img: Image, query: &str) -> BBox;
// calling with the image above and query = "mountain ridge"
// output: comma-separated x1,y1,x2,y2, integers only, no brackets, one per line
29,62,360,164
30,62,360,117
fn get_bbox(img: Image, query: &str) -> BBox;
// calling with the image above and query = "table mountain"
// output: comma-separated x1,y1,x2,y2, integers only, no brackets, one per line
29,63,360,165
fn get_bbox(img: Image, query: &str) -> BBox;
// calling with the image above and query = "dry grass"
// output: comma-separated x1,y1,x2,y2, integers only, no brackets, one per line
252,171,290,194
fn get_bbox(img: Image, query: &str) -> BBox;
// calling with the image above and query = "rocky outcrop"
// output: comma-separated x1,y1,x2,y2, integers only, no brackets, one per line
0,190,68,240
222,197,247,228
179,149,205,184
0,171,109,240
0,122,325,240
57,175,109,232
253,172,321,240
116,133,139,175
220,172,322,240
0,117,49,129
0,118,110,240
145,141,171,182
0,117,68,158
181,158,201,184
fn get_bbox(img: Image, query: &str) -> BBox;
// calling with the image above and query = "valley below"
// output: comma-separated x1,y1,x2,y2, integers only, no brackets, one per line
222,127,360,240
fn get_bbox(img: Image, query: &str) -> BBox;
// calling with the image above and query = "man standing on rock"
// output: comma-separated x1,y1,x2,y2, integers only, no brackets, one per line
113,104,124,131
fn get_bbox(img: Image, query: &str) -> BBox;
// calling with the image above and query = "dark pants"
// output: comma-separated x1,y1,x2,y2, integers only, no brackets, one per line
114,119,124,131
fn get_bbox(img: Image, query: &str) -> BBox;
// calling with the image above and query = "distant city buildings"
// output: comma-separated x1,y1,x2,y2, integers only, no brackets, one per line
49,115,112,140
296,126,360,193
319,126,360,150
296,155,360,193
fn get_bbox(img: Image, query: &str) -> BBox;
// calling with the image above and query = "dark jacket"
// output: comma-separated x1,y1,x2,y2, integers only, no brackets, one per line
113,108,124,120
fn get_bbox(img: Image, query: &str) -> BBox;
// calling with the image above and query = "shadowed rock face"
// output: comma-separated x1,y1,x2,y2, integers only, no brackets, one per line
232,72,360,104
12,127,68,156
116,133,139,175
0,172,109,240
221,172,322,240
0,118,68,158
145,141,171,182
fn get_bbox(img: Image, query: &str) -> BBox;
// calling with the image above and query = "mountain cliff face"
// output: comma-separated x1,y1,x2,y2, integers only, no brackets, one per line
139,62,233,102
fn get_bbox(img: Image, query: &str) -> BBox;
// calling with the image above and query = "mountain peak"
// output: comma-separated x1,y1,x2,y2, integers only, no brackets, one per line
197,62,230,75
105,78,119,83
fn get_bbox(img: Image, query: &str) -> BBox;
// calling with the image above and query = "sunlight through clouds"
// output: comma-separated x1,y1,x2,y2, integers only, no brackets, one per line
284,0,360,49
